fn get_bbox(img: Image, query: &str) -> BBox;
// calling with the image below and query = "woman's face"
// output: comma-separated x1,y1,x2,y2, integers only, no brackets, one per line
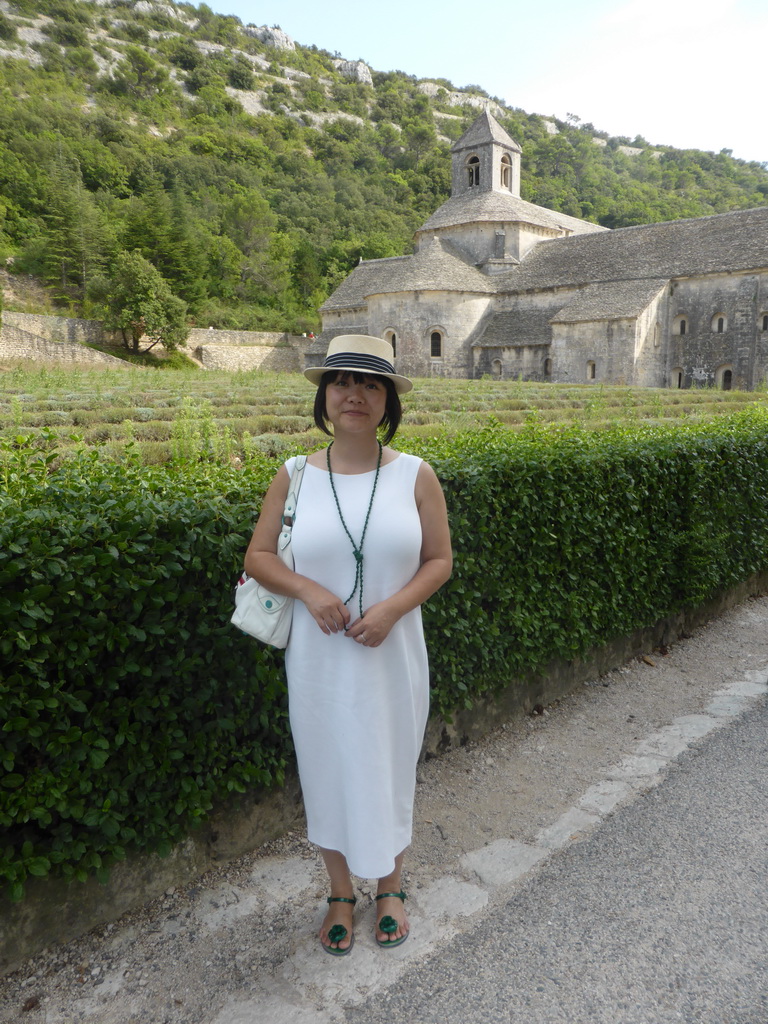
324,372,387,433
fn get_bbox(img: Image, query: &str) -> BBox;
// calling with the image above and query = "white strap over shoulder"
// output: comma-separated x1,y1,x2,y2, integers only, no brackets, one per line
278,455,307,553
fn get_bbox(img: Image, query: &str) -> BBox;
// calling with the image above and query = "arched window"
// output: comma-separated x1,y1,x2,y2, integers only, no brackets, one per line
674,315,687,336
500,154,512,190
587,360,596,380
491,358,503,379
716,364,733,390
467,156,480,187
543,357,552,377
430,331,443,358
384,330,397,357
672,367,684,389
761,313,768,331
711,312,727,333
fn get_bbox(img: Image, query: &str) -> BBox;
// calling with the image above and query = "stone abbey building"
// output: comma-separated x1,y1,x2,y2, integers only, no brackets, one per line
315,110,768,389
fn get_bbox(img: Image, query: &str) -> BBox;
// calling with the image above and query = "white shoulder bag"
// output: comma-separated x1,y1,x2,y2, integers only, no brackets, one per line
231,456,307,648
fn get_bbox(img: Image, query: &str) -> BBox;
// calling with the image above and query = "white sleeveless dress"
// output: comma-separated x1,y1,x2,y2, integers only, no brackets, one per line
284,452,429,880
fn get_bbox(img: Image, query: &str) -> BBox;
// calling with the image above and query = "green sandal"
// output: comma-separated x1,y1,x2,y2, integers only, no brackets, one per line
375,890,408,948
322,896,356,957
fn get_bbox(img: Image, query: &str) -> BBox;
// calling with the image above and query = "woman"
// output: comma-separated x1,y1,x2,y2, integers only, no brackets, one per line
244,335,452,955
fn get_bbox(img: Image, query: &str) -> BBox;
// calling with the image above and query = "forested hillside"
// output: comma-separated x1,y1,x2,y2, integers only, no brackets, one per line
1,0,767,333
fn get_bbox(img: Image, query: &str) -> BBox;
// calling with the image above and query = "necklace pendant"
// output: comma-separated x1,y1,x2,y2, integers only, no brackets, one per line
326,440,383,619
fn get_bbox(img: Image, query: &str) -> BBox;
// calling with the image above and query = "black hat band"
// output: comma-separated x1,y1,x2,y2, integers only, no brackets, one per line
323,352,396,375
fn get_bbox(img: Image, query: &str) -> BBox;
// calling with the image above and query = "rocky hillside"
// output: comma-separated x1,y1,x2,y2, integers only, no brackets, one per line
0,0,766,331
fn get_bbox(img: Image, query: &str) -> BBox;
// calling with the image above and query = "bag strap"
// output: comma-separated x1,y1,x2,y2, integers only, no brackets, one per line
278,455,307,552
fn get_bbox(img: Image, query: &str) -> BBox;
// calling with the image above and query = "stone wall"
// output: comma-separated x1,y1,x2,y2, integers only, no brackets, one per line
2,311,108,345
187,328,297,348
667,272,768,389
633,291,667,387
369,290,493,378
0,317,316,373
551,318,638,385
0,323,127,367
194,344,302,372
189,328,313,372
475,343,549,381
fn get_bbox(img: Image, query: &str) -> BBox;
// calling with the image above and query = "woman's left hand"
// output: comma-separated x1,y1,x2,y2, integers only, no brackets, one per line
345,601,399,648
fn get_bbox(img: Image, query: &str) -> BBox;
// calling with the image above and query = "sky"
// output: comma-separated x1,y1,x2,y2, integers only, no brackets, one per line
208,0,767,165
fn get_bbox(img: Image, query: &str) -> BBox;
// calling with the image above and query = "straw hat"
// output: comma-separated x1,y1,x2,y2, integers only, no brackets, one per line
304,335,412,394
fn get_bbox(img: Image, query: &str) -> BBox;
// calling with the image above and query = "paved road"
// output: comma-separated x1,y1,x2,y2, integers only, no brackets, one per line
342,698,768,1024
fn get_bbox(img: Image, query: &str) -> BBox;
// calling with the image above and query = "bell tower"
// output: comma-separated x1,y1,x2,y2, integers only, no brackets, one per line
450,108,522,199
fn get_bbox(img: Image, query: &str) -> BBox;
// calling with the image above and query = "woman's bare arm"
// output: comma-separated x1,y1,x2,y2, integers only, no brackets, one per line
243,466,350,634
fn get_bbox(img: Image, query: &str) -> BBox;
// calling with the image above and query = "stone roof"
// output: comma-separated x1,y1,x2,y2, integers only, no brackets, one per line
320,237,494,311
551,279,668,323
417,189,607,237
499,206,768,292
474,305,562,348
474,280,669,348
319,256,409,312
452,109,521,154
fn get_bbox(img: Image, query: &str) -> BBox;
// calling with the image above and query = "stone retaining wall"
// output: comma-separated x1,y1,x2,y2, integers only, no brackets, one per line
0,316,315,372
0,323,127,367
187,328,297,347
194,343,302,372
2,311,108,345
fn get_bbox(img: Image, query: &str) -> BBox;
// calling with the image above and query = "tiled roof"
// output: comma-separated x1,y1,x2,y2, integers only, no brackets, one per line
551,280,669,322
417,189,607,236
452,109,521,153
320,237,494,311
474,303,565,348
474,280,669,348
318,256,410,312
499,206,768,291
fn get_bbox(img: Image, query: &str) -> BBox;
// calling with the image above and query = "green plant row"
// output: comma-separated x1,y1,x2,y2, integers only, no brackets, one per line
3,411,768,900
3,368,768,466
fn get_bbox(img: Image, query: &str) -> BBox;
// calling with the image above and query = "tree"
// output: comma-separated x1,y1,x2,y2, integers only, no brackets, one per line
110,46,169,99
403,120,437,166
98,250,188,352
40,161,111,291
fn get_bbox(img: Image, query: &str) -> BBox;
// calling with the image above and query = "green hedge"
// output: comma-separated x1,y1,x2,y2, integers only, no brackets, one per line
3,411,768,899
0,440,286,900
421,413,768,709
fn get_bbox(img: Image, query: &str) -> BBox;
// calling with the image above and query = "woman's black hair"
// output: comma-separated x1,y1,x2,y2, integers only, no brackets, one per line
313,370,402,444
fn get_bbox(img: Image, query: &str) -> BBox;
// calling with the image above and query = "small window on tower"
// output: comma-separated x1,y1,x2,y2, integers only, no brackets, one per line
467,156,480,187
500,154,512,190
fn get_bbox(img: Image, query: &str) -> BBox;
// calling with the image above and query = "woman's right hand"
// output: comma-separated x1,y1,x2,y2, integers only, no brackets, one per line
299,581,351,635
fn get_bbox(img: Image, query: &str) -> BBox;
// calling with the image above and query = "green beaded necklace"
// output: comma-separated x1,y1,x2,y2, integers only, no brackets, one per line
326,440,383,620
